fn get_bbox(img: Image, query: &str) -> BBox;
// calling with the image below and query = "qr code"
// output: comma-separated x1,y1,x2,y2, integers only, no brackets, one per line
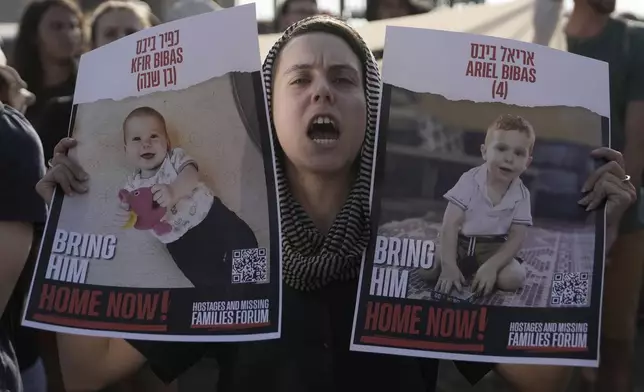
550,272,590,307
231,247,268,284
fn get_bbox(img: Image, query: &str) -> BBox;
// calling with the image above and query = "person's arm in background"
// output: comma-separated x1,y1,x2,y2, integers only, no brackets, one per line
0,65,42,317
532,0,563,46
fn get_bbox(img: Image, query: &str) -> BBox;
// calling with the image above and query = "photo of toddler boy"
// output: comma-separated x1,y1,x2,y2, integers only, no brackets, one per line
420,114,535,298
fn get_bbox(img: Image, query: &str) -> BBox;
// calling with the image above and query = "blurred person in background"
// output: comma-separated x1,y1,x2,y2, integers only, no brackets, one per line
89,0,160,48
0,47,47,392
11,0,85,183
31,0,160,166
565,0,644,390
274,0,319,31
166,0,222,22
26,0,161,163
532,0,563,45
365,0,429,21
34,0,160,167
12,0,84,128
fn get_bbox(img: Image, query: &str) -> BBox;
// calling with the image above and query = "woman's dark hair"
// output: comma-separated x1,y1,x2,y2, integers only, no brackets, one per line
365,0,427,21
12,0,84,94
88,1,160,49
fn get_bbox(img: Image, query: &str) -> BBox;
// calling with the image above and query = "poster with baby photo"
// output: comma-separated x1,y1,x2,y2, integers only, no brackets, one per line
22,4,282,342
350,26,610,366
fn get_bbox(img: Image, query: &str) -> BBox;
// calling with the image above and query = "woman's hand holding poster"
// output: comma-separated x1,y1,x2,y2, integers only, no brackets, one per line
22,4,282,342
351,26,609,367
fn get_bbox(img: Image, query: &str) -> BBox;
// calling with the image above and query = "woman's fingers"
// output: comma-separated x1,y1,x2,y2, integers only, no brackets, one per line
48,166,74,196
591,147,625,169
51,152,88,182
578,192,592,207
471,277,479,294
582,159,625,193
604,182,637,224
37,164,88,201
52,137,78,157
578,171,637,218
57,165,88,195
436,279,452,294
580,184,604,211
453,279,462,293
484,281,494,297
49,138,87,181
589,173,624,209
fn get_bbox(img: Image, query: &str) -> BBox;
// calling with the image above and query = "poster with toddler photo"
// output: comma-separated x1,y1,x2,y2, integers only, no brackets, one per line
22,4,282,342
351,26,610,366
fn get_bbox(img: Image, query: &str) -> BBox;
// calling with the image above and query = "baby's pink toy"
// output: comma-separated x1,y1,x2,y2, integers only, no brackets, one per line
118,187,172,236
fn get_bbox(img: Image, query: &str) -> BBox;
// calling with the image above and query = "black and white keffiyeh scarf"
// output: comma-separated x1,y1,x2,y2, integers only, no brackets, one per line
261,16,382,291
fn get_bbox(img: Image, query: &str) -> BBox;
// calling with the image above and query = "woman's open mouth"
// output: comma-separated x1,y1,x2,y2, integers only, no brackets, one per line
307,115,339,145
499,167,513,174
141,153,156,160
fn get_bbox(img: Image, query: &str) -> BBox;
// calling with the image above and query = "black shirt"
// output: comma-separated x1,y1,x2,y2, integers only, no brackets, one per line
129,279,492,391
0,103,47,392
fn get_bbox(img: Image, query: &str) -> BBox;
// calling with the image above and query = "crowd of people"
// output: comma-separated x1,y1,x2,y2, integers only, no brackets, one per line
0,0,642,391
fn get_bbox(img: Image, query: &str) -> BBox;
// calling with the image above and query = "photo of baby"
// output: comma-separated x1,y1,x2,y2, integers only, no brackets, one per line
418,114,534,298
116,106,259,289
48,73,274,290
